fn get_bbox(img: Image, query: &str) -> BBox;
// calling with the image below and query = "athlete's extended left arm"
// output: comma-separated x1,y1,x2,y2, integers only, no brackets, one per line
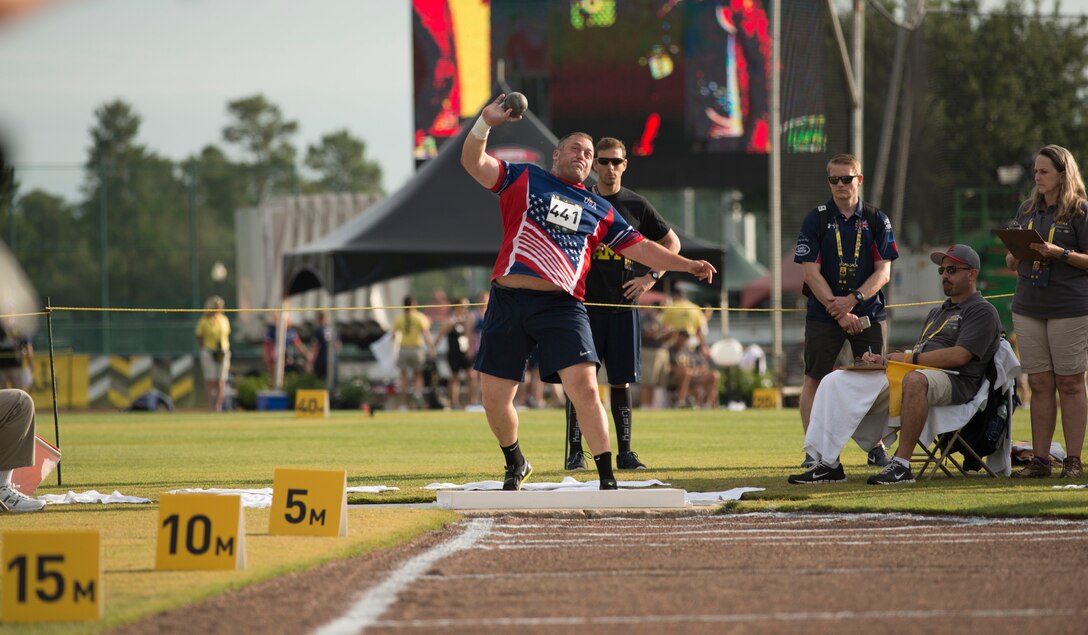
622,229,681,300
619,239,715,284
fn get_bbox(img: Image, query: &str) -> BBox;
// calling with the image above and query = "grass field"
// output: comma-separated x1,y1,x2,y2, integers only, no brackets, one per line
2,406,1085,633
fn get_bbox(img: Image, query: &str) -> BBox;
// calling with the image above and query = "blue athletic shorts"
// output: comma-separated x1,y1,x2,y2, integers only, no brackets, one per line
473,284,599,384
588,310,641,385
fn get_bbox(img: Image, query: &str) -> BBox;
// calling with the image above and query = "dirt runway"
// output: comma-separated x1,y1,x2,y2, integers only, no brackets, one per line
113,511,1088,635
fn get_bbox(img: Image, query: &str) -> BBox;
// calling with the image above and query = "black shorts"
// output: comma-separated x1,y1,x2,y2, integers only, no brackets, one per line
588,310,640,385
447,352,472,373
473,284,599,384
803,319,886,380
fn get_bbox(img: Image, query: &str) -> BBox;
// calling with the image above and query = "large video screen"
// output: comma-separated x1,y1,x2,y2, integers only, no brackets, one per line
414,1,829,188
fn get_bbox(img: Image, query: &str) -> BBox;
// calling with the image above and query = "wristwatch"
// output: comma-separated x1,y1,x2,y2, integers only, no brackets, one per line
1061,249,1071,261
852,290,864,302
649,271,661,280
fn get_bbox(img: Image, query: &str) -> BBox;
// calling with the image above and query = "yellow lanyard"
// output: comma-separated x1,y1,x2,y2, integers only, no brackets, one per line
833,214,864,267
913,316,956,355
1027,216,1057,267
1026,216,1057,242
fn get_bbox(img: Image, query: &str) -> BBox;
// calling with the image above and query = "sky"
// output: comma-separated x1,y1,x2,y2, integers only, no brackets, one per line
2,0,1088,203
0,0,417,201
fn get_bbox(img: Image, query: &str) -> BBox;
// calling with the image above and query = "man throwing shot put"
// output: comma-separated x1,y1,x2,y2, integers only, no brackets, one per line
461,93,716,490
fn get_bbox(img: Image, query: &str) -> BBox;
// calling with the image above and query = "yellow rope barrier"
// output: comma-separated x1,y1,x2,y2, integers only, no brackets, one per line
5,292,1011,319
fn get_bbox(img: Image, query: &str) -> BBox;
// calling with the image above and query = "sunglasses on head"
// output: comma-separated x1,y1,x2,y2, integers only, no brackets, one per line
827,175,857,185
596,157,625,166
937,265,971,275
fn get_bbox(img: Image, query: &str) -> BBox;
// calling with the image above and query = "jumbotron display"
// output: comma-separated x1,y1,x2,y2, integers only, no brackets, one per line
415,0,830,188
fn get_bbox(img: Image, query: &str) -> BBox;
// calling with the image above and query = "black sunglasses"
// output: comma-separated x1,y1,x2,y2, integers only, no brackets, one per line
827,175,857,185
937,265,972,275
597,157,625,166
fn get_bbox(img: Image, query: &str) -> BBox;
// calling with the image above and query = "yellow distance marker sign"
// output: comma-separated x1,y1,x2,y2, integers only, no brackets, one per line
155,494,246,571
268,468,348,537
2,530,102,623
295,389,330,419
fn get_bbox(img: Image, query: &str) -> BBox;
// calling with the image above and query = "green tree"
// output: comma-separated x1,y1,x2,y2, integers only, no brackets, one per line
83,99,190,308
303,129,384,194
854,0,1088,246
10,189,97,305
180,144,244,306
222,94,299,203
925,0,1088,185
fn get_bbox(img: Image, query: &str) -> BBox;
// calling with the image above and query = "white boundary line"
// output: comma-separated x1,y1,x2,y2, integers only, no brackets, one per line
310,517,493,635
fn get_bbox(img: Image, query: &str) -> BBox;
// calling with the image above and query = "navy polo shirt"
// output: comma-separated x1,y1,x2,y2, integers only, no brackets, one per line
793,199,898,323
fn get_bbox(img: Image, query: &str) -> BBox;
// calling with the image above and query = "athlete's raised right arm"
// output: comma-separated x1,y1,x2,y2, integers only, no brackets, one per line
461,94,520,188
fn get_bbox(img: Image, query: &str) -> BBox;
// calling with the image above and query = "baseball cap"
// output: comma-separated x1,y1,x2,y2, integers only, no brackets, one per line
930,244,981,269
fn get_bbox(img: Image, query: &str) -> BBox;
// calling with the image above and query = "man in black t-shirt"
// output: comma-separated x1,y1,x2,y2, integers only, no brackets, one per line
565,137,681,471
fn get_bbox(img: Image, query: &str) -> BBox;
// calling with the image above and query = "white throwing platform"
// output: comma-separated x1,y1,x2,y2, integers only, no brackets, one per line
436,488,688,510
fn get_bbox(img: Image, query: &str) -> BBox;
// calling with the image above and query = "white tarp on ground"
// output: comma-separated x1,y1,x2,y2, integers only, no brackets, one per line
36,483,766,507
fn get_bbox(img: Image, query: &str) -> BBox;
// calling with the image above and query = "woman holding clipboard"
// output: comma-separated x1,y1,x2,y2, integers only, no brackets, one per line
1004,145,1088,479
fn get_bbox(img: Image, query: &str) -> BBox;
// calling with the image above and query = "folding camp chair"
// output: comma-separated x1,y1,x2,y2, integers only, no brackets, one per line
908,339,1020,479
851,339,1020,479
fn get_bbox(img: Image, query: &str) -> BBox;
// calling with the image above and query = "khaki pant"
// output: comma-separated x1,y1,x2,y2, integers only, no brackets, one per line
0,389,35,471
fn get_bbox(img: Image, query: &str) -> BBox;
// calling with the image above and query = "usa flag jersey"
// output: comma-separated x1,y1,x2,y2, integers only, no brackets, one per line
489,161,644,301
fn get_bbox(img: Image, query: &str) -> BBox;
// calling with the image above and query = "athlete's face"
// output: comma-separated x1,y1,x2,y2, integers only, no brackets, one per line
552,136,594,183
592,147,627,189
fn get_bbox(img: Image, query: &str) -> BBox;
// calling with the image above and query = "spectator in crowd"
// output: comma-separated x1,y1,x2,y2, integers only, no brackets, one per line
438,298,477,409
393,296,436,410
263,313,310,376
307,311,342,383
0,389,45,512
1006,144,1088,479
194,295,230,412
662,286,709,355
668,330,720,408
467,291,489,408
639,302,673,408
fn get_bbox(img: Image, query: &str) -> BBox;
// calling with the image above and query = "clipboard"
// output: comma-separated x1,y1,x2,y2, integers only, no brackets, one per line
994,228,1046,261
841,363,886,371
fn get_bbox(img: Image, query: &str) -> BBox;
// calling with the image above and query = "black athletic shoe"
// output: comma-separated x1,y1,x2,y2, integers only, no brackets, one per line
600,478,618,490
787,462,847,484
616,451,647,470
867,445,892,467
800,453,816,468
867,461,915,485
565,450,587,470
503,462,533,491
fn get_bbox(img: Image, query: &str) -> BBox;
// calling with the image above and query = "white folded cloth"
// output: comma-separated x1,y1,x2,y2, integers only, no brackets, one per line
38,490,152,505
165,486,399,508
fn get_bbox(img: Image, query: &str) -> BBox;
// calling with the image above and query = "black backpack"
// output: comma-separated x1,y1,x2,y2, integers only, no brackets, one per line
942,352,1019,471
800,203,881,298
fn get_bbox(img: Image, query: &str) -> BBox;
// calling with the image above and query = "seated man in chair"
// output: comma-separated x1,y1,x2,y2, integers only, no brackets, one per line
789,244,1001,485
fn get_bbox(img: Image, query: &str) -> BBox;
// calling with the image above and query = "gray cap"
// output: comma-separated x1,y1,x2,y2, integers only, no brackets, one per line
930,244,981,269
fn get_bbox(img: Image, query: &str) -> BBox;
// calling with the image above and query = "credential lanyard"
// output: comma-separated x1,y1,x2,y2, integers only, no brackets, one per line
833,214,863,289
1027,216,1058,264
912,316,956,356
